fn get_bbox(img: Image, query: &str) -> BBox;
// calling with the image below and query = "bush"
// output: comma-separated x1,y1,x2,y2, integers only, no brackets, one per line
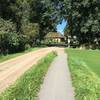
18,35,29,51
0,32,19,54
0,18,16,33
25,44,31,50
0,18,18,54
22,23,39,46
0,18,40,54
0,32,31,54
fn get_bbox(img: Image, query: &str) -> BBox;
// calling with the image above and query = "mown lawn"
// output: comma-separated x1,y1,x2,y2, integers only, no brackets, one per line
66,48,100,100
0,51,57,100
0,48,39,63
67,49,100,77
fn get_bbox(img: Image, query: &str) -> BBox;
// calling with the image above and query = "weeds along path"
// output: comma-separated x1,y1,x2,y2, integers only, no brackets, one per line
0,47,58,93
38,48,75,100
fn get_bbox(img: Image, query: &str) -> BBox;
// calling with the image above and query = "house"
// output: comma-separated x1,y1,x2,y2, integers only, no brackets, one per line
45,32,65,43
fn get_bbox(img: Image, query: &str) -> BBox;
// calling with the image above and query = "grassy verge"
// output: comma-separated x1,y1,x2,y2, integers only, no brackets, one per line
66,49,100,100
0,51,57,100
0,48,39,63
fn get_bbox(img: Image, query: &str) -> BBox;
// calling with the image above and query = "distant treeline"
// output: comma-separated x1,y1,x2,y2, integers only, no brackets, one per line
0,0,56,54
0,0,100,54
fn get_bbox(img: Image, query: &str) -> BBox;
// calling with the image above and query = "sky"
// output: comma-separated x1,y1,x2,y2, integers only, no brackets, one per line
56,19,67,34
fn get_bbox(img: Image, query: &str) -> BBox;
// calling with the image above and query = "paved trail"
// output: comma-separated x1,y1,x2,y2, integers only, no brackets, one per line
38,48,75,100
0,47,58,93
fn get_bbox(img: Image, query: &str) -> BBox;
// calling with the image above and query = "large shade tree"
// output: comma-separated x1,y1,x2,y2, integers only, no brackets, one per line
63,0,100,48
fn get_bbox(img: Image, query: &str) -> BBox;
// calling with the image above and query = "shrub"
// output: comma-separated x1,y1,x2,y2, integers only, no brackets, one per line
0,18,16,33
22,23,39,46
18,35,29,51
25,44,31,50
0,32,19,54
0,18,18,54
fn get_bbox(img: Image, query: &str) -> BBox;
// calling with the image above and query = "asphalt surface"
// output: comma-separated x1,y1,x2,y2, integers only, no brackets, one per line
38,48,75,100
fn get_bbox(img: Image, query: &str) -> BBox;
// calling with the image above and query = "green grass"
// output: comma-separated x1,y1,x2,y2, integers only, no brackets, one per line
67,49,100,77
0,51,57,100
66,48,100,100
0,48,39,63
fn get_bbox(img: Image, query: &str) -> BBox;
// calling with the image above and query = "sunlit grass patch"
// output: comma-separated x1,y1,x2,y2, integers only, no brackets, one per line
66,49,100,100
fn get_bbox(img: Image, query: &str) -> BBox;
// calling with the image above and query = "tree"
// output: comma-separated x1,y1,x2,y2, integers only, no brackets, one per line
30,0,60,40
0,17,18,54
0,0,100,50
63,0,100,48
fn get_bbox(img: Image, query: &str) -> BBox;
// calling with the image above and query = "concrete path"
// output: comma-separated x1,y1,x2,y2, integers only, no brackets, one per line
38,48,75,100
0,47,58,93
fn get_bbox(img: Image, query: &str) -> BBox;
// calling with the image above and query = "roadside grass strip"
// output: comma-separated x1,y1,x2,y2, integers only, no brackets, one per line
66,49,100,100
0,51,57,100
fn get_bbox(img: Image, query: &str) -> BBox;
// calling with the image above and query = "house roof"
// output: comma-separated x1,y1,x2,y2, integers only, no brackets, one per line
45,32,64,38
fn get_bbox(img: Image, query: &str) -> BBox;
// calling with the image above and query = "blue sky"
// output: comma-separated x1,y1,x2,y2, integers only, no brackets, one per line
56,19,67,34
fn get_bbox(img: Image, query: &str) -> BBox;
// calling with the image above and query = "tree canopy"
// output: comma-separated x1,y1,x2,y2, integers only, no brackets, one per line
0,0,100,54
63,0,100,48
